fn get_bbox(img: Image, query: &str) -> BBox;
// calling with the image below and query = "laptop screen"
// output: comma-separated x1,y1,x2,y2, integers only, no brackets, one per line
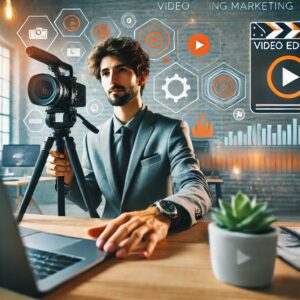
2,144,40,167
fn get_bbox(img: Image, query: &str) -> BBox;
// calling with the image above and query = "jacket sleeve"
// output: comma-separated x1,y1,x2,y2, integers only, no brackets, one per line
164,120,212,228
66,133,102,212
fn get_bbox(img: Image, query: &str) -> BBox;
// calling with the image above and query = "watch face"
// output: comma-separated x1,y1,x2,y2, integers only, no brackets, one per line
160,200,177,214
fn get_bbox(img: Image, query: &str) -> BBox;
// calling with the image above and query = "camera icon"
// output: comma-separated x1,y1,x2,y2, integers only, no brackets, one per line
29,27,48,40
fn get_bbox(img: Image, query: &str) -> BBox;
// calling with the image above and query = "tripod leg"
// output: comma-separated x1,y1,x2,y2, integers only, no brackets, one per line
56,135,65,216
16,137,56,223
64,136,99,218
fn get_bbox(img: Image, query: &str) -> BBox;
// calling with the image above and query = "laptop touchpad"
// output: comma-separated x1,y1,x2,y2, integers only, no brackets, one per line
22,232,80,252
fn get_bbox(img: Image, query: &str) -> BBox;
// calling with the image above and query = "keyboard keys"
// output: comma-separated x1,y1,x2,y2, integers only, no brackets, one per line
26,247,82,280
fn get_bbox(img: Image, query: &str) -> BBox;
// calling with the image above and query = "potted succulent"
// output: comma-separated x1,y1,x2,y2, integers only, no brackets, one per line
208,192,277,288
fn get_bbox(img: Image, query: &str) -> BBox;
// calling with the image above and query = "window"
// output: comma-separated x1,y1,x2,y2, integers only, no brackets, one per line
0,45,11,150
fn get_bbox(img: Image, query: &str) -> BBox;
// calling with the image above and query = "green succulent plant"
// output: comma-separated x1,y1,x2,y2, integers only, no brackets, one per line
211,192,277,233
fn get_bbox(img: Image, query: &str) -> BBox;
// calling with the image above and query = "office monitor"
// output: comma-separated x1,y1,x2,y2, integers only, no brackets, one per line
2,144,40,167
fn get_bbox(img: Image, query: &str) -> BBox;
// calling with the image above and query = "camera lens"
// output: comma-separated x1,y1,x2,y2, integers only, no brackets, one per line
35,80,53,99
28,74,66,106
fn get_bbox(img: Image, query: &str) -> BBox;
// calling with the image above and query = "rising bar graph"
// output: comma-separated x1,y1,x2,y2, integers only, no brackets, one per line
224,119,300,146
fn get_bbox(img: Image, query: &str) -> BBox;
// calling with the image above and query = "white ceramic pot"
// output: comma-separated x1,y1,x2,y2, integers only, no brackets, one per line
208,222,277,288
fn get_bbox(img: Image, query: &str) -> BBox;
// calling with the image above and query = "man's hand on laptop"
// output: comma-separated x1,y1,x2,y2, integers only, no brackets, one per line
46,148,74,185
87,207,171,259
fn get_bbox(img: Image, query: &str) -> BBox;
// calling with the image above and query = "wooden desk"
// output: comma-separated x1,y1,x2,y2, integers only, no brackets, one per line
0,215,299,300
2,177,55,214
206,176,224,207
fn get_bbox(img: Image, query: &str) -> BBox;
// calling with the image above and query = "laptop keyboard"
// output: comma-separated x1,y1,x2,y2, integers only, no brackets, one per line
26,247,82,280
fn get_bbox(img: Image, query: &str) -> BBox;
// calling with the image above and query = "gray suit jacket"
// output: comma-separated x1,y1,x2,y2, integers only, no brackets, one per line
67,109,212,227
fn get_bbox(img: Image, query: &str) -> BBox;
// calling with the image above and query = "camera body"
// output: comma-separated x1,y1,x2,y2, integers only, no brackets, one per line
26,46,86,109
28,73,86,108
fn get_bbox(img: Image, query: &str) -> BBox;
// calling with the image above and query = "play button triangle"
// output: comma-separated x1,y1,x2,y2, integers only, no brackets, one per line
237,249,251,265
282,67,299,87
196,40,204,50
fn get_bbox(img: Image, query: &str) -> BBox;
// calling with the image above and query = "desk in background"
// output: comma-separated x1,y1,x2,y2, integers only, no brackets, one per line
0,215,299,300
2,176,55,214
2,175,224,210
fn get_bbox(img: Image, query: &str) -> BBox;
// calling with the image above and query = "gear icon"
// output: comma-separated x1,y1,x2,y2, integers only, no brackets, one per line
162,73,191,103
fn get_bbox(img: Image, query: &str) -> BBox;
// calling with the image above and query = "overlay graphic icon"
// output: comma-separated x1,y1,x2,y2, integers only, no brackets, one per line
67,48,81,57
154,62,199,113
61,41,87,63
54,9,89,37
251,21,300,113
233,108,245,121
29,27,48,40
162,74,190,103
188,33,210,56
63,14,81,32
134,18,175,60
177,23,221,70
121,12,137,29
94,24,110,40
86,99,103,118
191,113,214,139
17,16,58,50
202,63,246,111
23,109,46,133
85,17,120,46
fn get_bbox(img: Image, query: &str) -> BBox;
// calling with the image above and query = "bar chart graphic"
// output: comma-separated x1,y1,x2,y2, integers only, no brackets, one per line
223,118,300,146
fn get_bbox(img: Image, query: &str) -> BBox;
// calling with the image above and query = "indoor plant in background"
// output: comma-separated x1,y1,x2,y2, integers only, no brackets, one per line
208,192,277,288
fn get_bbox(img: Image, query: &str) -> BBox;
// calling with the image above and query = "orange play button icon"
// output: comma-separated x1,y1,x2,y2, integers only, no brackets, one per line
188,34,210,56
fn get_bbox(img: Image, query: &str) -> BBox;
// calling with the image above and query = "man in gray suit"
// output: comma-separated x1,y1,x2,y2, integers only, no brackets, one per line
46,37,212,259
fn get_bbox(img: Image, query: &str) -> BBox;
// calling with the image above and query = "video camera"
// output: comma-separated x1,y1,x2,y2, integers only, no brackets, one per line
27,46,85,109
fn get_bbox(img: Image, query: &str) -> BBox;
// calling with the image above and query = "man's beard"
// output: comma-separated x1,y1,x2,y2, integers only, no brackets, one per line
107,89,137,107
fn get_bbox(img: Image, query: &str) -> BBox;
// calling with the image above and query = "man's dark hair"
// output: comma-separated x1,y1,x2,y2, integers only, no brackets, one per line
87,37,150,95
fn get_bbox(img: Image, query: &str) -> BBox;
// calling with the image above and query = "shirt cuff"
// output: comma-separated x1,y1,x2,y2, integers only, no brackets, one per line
64,183,73,194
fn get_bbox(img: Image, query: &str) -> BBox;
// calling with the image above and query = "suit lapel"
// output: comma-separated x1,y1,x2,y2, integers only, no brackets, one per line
99,118,122,206
121,110,156,204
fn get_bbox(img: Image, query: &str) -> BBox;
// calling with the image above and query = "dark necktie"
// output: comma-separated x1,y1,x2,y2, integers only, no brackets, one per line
117,126,131,191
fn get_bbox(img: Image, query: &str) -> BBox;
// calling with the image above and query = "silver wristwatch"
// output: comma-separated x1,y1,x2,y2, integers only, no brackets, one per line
152,200,178,220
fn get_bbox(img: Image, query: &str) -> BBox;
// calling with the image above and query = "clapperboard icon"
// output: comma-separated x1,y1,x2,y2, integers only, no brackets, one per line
250,21,300,113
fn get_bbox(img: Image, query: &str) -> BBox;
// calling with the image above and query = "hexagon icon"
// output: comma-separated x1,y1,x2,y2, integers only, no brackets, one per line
61,41,86,63
177,23,221,71
134,18,175,60
23,109,46,132
154,62,199,113
202,63,246,111
85,17,121,46
17,16,58,50
54,8,89,37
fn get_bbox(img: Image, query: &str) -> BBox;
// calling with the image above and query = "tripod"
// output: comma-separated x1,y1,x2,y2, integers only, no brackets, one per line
16,107,100,223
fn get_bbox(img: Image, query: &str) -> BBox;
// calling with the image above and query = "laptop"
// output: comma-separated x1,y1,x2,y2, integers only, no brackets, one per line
0,180,108,297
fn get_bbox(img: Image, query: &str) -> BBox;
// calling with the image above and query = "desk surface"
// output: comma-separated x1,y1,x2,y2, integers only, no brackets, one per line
1,215,299,300
2,176,55,186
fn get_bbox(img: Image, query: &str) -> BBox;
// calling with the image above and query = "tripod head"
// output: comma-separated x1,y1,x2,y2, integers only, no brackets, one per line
45,105,99,134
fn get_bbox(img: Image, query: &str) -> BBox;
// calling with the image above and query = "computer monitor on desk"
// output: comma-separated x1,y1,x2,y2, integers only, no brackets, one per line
1,144,40,177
